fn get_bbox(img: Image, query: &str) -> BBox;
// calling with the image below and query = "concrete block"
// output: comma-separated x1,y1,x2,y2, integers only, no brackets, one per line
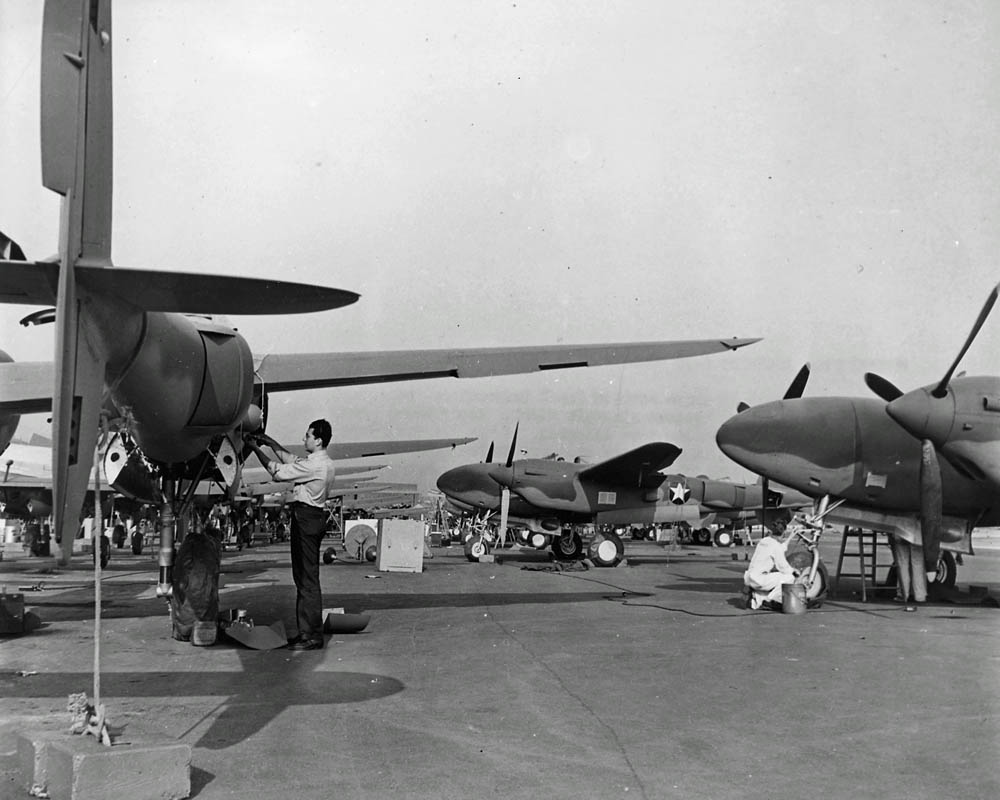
16,729,64,794
18,730,191,800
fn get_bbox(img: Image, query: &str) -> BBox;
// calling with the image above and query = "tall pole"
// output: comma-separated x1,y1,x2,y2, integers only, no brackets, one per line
92,446,103,711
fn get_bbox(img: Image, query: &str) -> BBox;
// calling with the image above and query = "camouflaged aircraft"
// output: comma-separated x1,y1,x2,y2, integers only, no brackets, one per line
436,428,812,567
716,285,1000,588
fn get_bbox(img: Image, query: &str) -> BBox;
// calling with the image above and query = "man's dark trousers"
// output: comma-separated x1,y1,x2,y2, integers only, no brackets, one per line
290,503,326,640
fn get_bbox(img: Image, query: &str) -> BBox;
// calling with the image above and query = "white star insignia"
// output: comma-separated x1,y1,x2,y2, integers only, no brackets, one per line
668,482,691,504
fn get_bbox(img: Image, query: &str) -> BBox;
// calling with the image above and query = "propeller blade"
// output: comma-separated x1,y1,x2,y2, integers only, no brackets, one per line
498,487,510,549
485,441,494,463
932,282,999,398
783,363,811,400
864,372,904,402
919,439,943,568
737,402,750,414
505,422,520,468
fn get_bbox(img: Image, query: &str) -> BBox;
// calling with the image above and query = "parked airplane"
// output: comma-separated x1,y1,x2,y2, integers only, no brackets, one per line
436,429,811,566
0,2,759,603
716,287,1000,588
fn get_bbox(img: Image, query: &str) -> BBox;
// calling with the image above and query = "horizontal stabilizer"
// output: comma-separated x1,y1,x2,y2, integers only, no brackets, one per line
0,260,359,315
579,442,683,487
257,338,762,391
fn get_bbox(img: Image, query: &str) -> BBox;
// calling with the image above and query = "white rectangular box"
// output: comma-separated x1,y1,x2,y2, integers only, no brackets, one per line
376,519,424,573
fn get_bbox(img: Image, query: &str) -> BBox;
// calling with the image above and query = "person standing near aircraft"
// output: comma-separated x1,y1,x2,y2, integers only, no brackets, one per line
248,420,336,650
889,533,928,605
743,518,799,610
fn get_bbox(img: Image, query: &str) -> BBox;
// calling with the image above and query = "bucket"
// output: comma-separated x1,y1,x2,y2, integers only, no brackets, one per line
782,582,807,615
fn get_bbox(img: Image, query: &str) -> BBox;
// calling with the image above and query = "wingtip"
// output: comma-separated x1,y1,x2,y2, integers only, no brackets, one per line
722,337,764,351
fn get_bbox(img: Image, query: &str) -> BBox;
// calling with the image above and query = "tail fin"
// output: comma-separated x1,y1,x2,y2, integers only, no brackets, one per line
42,0,112,560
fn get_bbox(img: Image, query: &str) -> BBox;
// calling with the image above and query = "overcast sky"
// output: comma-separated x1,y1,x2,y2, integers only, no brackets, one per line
1,2,998,492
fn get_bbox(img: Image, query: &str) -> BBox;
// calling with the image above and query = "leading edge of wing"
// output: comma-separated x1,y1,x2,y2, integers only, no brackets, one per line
257,338,763,391
280,437,478,460
0,260,359,315
578,442,683,487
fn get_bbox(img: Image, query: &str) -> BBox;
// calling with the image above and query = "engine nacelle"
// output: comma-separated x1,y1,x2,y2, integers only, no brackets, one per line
0,349,20,455
111,313,254,464
26,498,52,518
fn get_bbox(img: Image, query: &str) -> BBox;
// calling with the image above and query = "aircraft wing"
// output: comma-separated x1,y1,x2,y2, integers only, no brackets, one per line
254,338,762,391
0,362,55,414
1,474,52,489
281,437,477,459
241,465,384,486
578,442,683,487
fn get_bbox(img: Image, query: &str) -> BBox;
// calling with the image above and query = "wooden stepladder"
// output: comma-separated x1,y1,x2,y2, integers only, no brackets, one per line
833,526,894,601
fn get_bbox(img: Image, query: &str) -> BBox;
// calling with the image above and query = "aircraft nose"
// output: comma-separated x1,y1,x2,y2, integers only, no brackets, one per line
435,467,465,496
886,387,953,444
716,397,856,484
716,404,789,470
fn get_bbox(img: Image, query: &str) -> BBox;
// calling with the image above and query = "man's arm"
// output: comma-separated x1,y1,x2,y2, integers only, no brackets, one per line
247,434,297,471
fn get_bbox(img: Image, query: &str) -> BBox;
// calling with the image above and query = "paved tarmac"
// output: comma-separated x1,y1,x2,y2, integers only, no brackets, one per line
1,535,998,800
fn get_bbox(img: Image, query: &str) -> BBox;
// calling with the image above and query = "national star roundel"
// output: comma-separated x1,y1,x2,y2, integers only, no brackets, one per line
668,481,691,504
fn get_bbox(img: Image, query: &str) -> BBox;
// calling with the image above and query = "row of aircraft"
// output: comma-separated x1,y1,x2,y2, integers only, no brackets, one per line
0,0,760,614
435,427,811,567
439,287,1000,592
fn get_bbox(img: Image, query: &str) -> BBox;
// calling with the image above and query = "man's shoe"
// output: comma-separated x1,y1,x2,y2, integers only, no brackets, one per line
286,637,324,651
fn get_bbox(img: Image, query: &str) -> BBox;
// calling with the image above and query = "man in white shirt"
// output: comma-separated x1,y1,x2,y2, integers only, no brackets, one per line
743,518,799,610
249,420,336,650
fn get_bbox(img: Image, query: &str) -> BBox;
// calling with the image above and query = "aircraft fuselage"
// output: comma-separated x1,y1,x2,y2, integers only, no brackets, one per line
716,396,1000,525
436,457,809,528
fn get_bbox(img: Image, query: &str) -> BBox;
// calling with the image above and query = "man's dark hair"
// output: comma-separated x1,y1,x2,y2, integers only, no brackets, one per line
310,418,333,448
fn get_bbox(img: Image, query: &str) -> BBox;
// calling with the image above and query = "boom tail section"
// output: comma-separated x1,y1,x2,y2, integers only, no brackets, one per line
42,0,114,561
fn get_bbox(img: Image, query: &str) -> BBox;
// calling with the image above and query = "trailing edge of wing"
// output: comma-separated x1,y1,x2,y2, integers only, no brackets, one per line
0,362,56,414
0,260,359,315
256,338,763,391
578,442,683,487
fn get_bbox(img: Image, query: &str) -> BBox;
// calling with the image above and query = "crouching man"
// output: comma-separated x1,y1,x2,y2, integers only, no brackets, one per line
171,524,222,645
743,518,799,610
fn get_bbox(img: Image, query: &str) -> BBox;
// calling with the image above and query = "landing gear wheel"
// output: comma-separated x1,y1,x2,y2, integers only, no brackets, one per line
322,546,337,565
587,530,624,568
787,551,828,608
551,530,584,561
929,550,957,588
464,533,490,562
528,532,550,550
713,529,734,547
695,528,711,545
